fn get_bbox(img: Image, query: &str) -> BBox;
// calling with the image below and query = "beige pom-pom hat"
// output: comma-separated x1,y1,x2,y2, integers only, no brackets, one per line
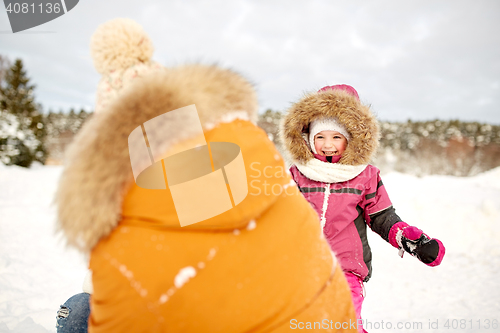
90,18,163,113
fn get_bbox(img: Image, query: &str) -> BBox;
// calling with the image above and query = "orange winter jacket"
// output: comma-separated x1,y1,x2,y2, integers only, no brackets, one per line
55,65,356,333
89,119,356,332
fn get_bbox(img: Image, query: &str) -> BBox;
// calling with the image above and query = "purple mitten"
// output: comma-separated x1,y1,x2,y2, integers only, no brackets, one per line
389,222,445,267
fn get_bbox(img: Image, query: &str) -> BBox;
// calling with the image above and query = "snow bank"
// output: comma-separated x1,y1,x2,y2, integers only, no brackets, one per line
0,165,87,333
1,164,499,332
363,167,500,332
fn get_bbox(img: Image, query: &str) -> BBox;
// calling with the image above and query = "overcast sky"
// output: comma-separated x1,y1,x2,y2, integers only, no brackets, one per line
1,0,499,124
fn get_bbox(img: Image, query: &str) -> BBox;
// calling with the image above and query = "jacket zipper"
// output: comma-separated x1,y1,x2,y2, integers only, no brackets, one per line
320,183,331,230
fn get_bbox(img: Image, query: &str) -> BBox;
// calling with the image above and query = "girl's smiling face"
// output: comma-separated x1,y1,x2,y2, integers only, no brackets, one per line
314,130,348,156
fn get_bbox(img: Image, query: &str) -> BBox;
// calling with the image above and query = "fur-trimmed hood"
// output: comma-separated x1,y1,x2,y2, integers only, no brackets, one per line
280,89,380,166
55,64,257,252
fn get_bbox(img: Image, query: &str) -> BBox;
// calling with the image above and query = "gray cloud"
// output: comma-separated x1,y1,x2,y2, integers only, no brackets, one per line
1,0,499,123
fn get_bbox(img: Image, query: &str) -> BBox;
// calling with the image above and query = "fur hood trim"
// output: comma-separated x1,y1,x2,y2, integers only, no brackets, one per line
280,89,380,166
55,64,257,252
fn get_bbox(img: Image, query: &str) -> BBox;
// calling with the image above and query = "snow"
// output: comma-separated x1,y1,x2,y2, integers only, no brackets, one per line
207,248,217,261
1,164,499,332
173,266,197,289
0,165,87,333
246,219,257,230
203,111,251,131
363,169,500,332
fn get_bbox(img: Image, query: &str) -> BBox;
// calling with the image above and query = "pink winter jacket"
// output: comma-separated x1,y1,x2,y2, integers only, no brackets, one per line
280,87,403,281
289,155,399,282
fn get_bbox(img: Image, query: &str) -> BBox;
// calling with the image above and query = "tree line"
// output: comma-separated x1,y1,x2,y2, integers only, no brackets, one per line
258,109,500,176
0,56,92,166
1,56,499,176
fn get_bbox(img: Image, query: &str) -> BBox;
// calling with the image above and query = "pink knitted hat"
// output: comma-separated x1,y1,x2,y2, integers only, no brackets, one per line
317,84,360,100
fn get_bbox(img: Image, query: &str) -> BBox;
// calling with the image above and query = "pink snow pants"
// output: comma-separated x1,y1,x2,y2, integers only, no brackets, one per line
344,272,368,333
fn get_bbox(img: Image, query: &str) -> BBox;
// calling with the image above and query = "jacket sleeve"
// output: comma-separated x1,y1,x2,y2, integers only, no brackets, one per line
362,167,402,243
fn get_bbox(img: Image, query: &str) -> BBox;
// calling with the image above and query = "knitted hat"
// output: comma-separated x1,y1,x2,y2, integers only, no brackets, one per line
90,18,154,75
318,84,360,101
309,117,350,154
90,18,163,113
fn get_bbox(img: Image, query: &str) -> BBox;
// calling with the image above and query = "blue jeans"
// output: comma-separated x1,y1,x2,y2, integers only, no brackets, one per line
56,293,90,333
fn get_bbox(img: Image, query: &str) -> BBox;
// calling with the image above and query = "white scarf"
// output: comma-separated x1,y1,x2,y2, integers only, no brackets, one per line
295,158,367,183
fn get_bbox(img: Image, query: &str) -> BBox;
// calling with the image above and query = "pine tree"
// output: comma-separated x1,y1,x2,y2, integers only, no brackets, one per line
0,58,47,167
0,55,10,83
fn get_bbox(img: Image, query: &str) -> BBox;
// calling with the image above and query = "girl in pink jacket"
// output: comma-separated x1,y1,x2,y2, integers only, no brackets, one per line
280,85,445,332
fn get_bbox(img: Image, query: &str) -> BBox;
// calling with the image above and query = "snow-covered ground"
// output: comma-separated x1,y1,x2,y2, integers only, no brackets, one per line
0,164,87,333
1,164,499,332
364,168,500,332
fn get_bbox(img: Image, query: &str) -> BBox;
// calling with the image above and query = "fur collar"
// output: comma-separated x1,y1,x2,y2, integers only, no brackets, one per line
55,64,258,252
280,89,380,166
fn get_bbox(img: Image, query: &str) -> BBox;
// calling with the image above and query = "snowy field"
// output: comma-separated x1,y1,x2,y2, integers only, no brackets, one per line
1,164,499,332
